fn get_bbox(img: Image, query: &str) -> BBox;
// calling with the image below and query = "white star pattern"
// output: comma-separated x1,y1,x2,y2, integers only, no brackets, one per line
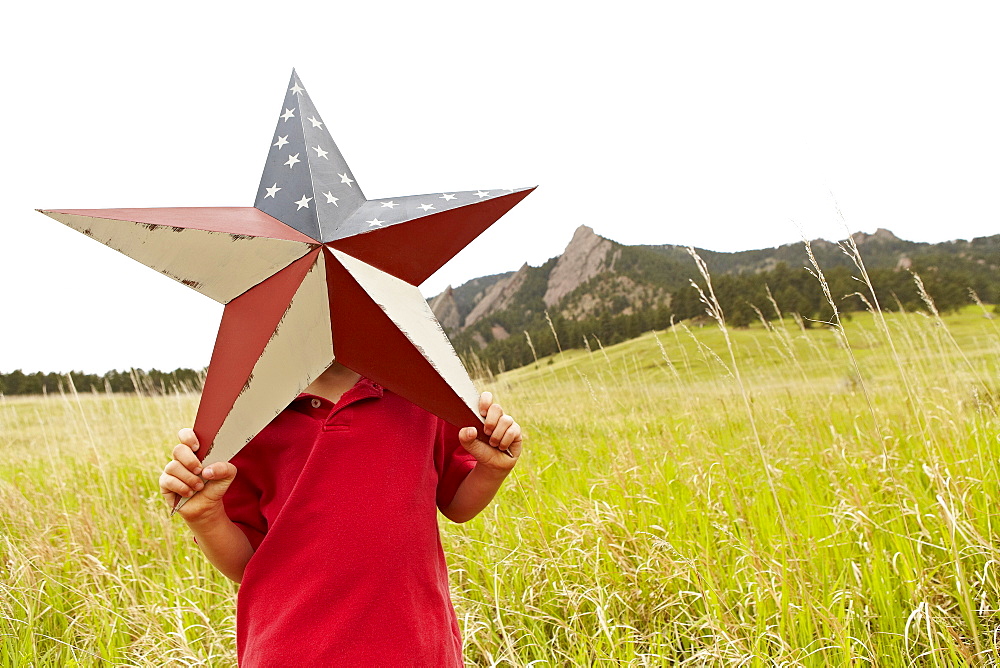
40,70,537,482
504,187,516,192
475,191,490,198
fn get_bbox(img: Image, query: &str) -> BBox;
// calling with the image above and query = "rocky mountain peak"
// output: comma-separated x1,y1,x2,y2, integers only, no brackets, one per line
428,285,460,332
852,228,900,245
542,225,614,307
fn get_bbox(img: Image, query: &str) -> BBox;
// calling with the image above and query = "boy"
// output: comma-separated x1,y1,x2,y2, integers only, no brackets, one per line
159,361,522,666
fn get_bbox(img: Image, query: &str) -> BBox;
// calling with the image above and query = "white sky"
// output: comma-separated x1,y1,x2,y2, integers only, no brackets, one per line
1,1,998,373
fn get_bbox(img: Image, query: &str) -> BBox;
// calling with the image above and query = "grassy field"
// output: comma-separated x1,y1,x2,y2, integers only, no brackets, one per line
1,287,999,664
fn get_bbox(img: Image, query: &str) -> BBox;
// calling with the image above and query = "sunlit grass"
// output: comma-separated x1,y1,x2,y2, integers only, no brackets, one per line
1,302,998,665
452,304,1000,666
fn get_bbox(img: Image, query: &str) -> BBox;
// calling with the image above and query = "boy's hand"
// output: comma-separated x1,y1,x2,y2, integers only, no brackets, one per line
159,428,237,522
458,392,522,471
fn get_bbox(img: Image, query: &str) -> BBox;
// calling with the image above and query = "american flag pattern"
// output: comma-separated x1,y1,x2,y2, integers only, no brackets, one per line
38,70,534,502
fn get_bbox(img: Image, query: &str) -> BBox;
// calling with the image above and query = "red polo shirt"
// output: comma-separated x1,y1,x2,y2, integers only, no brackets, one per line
222,377,477,666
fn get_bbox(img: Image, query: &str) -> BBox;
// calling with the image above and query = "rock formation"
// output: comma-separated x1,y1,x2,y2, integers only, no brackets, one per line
428,286,461,332
463,263,531,327
543,225,613,307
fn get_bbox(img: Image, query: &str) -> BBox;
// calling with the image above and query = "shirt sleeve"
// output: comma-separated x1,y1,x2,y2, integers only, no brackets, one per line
434,418,478,510
222,453,269,551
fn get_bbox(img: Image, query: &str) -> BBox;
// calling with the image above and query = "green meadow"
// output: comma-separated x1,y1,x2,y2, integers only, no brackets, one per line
1,291,999,664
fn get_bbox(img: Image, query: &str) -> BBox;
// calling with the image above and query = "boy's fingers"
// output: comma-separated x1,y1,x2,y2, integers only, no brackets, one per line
478,392,493,417
492,415,515,448
159,473,196,499
164,460,205,490
484,403,504,434
177,428,199,452
500,422,521,449
172,443,203,475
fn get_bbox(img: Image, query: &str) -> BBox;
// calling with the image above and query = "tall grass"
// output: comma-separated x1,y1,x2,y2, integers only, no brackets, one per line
453,302,999,666
1,278,999,664
0,389,234,666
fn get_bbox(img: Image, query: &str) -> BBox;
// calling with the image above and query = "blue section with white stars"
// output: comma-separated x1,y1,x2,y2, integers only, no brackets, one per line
331,188,533,242
254,70,527,244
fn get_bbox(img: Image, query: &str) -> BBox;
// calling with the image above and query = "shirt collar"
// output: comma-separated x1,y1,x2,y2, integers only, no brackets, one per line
293,376,383,411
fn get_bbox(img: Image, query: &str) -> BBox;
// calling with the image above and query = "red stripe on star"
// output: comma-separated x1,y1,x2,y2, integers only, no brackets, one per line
194,248,322,460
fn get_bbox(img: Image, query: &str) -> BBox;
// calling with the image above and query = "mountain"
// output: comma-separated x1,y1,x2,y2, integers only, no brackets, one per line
432,226,1000,373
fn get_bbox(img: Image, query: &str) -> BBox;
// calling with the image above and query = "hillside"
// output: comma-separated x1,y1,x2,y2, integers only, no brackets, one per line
432,226,1000,373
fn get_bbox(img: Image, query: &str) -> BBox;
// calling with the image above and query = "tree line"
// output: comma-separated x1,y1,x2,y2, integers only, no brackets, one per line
0,368,204,397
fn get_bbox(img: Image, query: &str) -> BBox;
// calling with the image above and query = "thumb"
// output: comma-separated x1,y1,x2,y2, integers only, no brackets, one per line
458,426,494,461
459,426,479,448
198,462,238,502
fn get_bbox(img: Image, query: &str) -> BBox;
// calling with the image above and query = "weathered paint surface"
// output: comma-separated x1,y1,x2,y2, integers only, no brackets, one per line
201,253,334,468
326,248,482,432
254,70,367,242
194,249,322,460
42,211,315,304
43,207,315,243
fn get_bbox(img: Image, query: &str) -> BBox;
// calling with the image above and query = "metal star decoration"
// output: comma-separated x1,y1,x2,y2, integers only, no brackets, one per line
38,69,534,480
